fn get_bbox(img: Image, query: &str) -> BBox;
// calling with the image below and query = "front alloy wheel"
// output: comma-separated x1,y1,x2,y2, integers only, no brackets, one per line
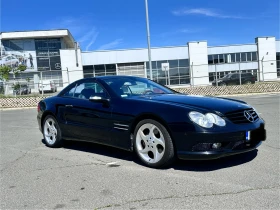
43,115,62,147
134,119,175,168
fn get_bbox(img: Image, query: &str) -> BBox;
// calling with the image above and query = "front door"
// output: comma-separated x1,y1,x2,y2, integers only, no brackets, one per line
60,80,112,143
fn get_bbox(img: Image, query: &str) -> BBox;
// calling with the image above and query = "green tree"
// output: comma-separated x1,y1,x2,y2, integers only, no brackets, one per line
0,65,11,81
0,65,27,81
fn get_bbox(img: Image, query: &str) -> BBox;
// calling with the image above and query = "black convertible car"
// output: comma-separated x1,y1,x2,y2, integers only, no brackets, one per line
37,76,266,168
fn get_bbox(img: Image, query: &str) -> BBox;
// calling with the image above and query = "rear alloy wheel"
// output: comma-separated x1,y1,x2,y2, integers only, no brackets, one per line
134,119,175,168
43,115,62,147
220,82,226,86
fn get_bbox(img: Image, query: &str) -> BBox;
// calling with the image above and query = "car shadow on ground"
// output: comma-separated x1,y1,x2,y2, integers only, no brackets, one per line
172,150,258,171
42,139,258,171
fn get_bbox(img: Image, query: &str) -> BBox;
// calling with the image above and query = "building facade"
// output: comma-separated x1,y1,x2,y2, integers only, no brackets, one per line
0,30,279,90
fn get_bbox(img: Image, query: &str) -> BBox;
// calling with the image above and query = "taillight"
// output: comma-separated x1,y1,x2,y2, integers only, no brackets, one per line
37,103,40,112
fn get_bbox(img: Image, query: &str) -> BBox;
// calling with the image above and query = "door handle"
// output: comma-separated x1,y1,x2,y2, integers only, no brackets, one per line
65,105,73,108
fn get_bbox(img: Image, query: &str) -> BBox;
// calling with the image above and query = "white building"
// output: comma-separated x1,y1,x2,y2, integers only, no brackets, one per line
1,29,279,89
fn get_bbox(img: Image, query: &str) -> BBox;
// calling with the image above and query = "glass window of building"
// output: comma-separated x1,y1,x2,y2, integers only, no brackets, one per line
169,77,179,85
169,65,179,77
168,60,179,82
213,54,219,64
219,54,225,63
83,65,94,78
168,60,179,68
146,59,190,85
252,52,257,61
208,55,214,64
236,53,241,62
230,53,236,62
105,64,117,75
152,61,157,70
179,68,189,84
247,52,252,61
119,62,145,77
35,38,62,71
94,65,105,76
241,53,246,62
156,60,168,70
178,59,189,84
225,54,230,63
276,52,280,61
209,73,215,82
178,59,189,67
277,53,280,77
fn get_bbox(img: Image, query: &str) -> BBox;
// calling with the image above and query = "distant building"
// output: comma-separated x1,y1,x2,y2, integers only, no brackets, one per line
0,29,279,88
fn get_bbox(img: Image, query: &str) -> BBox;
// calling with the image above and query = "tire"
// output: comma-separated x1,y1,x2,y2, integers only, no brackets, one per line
42,115,62,147
133,119,175,168
220,82,226,86
244,81,252,85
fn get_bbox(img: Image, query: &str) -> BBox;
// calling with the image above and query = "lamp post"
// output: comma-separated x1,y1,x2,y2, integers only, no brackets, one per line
145,0,153,80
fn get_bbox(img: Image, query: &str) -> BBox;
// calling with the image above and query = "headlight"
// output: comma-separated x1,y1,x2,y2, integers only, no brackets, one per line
189,111,226,128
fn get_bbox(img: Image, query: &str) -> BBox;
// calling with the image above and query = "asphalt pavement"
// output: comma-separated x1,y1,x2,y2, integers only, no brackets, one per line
0,93,279,210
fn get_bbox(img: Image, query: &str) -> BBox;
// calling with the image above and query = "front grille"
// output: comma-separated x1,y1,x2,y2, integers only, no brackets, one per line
225,108,259,124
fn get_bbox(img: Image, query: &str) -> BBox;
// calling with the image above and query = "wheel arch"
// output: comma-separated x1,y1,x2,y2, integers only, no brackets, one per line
41,111,56,130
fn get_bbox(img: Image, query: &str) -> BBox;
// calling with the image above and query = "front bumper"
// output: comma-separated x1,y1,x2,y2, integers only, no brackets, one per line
178,141,262,160
171,122,266,160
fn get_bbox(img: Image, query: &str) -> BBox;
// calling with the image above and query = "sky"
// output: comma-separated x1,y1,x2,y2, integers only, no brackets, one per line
1,0,279,51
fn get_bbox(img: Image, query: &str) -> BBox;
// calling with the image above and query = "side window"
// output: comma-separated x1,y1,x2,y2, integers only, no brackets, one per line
63,81,108,99
63,84,76,97
231,74,238,79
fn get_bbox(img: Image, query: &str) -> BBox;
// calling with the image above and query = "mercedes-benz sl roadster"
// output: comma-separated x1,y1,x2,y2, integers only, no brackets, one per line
37,76,266,168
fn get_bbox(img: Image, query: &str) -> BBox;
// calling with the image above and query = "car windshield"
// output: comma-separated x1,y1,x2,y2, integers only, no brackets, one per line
103,77,175,97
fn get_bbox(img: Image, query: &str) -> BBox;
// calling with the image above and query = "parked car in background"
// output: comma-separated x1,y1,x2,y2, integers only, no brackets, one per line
37,76,266,168
39,80,57,93
0,55,19,67
13,84,31,95
212,73,256,86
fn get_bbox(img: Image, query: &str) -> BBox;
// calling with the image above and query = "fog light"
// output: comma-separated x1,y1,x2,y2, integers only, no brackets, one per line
212,143,222,149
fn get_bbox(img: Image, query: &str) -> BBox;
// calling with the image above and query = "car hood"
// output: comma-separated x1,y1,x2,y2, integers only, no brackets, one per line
141,94,251,114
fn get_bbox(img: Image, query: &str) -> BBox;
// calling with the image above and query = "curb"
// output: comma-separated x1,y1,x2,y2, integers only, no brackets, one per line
0,107,37,111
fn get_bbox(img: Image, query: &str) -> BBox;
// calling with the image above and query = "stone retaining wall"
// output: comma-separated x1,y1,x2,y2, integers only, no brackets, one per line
1,82,280,108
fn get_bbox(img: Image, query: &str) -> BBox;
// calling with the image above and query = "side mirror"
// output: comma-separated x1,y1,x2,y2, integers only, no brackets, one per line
89,96,110,107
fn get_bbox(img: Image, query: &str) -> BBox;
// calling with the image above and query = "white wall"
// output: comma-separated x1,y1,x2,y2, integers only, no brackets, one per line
1,30,69,39
188,41,209,86
208,44,257,54
60,49,83,87
276,40,280,52
82,46,189,65
256,37,277,80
